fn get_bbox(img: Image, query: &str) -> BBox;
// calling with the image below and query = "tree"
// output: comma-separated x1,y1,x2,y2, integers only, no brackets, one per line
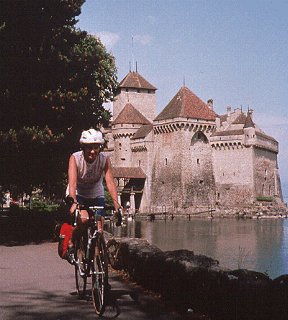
0,0,118,197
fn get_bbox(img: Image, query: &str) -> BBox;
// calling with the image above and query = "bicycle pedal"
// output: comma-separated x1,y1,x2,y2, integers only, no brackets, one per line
79,268,86,277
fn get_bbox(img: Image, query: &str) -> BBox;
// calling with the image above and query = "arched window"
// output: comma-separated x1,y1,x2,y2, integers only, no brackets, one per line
191,131,208,145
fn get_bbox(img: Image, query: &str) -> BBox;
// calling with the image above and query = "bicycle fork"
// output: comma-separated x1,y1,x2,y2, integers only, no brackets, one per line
86,228,105,278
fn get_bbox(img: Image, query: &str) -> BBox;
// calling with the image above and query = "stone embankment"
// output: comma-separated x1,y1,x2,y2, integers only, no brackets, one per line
107,236,288,320
150,201,288,219
216,202,288,219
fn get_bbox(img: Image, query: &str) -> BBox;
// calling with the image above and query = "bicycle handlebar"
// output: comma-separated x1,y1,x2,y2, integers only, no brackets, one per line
69,200,122,226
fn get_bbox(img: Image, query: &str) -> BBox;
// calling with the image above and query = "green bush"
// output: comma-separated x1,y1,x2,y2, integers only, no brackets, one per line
31,199,60,212
256,196,273,202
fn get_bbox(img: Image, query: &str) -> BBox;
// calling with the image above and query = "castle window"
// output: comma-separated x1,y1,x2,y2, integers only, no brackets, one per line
165,158,168,165
121,158,125,161
199,180,204,184
139,160,141,166
191,131,208,145
197,159,200,165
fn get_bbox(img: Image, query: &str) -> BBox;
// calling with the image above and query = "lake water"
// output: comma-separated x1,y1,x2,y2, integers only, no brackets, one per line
109,217,288,279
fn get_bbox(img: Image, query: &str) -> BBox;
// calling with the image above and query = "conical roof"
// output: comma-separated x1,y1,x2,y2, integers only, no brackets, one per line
113,103,151,125
155,87,216,121
243,112,255,128
119,71,157,90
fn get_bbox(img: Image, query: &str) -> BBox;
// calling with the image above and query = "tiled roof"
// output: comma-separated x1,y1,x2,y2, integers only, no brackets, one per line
119,71,157,90
113,103,152,125
219,114,228,124
112,167,146,179
233,113,247,124
132,124,153,140
155,86,216,121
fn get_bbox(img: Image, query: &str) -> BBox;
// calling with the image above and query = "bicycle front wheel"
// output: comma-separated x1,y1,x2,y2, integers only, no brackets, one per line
92,233,109,316
74,237,87,298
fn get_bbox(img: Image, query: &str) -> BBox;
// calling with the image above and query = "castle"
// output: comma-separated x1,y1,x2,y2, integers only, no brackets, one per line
105,71,283,214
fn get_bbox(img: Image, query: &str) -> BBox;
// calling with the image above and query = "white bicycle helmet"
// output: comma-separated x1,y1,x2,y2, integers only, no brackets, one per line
79,129,104,144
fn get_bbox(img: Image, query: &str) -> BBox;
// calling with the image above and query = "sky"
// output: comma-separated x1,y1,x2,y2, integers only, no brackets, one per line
77,0,288,196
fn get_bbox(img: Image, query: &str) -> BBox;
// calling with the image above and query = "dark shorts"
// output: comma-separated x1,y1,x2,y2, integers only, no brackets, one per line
76,195,105,217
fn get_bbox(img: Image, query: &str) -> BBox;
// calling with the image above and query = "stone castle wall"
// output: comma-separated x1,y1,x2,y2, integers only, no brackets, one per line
131,131,155,212
151,128,183,213
112,133,133,166
212,145,255,206
254,147,279,198
181,126,215,208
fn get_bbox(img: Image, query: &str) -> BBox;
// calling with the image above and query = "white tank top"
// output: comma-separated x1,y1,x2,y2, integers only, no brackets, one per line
73,151,107,199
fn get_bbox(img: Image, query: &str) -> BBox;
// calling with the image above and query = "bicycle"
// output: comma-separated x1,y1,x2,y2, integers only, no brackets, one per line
72,203,122,316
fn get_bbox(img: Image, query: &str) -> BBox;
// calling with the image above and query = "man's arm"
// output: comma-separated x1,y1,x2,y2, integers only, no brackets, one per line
104,157,120,211
68,155,77,213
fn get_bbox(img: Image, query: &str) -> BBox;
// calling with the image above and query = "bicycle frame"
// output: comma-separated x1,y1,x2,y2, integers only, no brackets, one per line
74,205,109,316
74,205,103,273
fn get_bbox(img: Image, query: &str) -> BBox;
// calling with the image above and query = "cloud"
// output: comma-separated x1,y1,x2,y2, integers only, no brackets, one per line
133,34,152,46
96,31,120,50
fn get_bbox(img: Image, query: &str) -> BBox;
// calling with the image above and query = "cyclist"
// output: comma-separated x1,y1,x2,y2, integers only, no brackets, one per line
66,128,120,263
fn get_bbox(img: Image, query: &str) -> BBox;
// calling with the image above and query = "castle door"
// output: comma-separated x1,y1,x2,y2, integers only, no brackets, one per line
112,167,146,213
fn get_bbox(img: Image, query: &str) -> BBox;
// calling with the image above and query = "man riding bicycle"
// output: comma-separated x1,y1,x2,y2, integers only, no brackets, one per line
65,128,121,263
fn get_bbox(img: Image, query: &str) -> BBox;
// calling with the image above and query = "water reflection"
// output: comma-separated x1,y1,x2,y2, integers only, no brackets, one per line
107,217,288,279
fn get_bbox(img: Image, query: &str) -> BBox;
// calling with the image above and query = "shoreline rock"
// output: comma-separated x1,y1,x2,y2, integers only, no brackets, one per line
107,237,288,320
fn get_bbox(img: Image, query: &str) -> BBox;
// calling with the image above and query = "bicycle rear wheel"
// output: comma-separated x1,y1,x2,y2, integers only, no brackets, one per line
92,233,109,315
74,237,87,298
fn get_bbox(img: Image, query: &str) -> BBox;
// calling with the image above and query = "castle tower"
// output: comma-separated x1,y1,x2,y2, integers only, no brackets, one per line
152,86,217,213
243,109,256,146
113,71,157,122
112,103,151,167
211,110,256,206
211,108,282,206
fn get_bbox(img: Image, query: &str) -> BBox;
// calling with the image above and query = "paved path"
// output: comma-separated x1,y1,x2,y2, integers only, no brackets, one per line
0,242,197,320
